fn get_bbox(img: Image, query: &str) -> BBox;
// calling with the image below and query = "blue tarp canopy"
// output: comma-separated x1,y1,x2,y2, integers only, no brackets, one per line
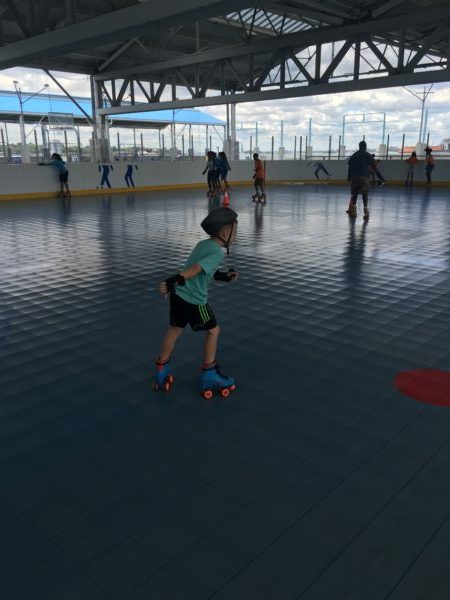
0,90,224,127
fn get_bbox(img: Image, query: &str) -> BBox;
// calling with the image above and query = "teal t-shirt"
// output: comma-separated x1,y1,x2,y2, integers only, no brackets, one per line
51,159,68,174
175,238,223,305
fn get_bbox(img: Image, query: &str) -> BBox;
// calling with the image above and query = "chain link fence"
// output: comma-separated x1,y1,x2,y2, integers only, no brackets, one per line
1,119,449,164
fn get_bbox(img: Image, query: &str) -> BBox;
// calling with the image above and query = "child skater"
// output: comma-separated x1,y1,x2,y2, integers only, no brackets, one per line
50,153,70,197
252,153,266,202
218,151,231,190
425,147,434,186
203,151,216,196
405,151,418,186
213,152,221,191
369,154,386,187
154,207,239,399
309,161,331,180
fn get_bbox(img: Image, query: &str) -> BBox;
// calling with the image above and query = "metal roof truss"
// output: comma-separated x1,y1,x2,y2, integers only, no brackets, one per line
93,5,450,115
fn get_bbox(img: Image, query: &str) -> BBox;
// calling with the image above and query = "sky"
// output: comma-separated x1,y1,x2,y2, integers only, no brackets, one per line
1,66,450,154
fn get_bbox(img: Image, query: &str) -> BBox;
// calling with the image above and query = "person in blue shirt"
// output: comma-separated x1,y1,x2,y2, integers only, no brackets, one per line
218,151,231,190
346,141,378,220
50,153,70,197
125,164,138,187
202,151,216,195
153,207,239,398
98,164,114,188
309,161,331,180
213,152,221,191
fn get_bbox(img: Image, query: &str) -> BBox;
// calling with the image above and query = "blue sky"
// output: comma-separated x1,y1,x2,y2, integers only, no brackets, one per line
1,66,449,153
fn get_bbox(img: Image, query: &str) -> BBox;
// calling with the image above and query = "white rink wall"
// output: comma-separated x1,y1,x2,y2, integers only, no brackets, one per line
0,159,449,198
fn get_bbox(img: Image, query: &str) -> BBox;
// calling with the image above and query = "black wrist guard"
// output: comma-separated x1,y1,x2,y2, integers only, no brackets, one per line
165,274,185,292
214,269,235,282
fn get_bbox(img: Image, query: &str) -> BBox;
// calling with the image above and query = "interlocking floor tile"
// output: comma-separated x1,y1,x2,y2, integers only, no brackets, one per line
0,185,449,599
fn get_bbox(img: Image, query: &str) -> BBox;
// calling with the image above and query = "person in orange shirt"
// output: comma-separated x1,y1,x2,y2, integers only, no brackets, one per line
425,147,434,185
405,151,418,186
252,153,266,202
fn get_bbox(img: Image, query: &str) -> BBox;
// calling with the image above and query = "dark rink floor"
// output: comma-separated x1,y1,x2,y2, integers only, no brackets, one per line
1,184,450,600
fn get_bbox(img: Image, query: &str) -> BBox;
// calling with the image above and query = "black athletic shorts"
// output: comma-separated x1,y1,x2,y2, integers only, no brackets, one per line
59,172,69,183
170,292,217,331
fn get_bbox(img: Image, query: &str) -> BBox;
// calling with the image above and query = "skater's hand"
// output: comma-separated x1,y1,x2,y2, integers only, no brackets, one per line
158,281,169,296
214,269,238,282
159,274,186,296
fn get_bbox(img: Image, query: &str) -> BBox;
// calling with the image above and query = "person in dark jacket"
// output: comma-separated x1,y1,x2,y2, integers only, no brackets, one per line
346,141,378,220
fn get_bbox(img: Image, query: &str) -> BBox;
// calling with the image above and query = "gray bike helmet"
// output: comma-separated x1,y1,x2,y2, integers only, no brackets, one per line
201,207,238,254
201,207,238,236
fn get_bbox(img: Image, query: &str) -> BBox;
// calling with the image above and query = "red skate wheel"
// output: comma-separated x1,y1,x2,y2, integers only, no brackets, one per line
203,390,214,400
167,375,175,384
220,388,230,398
163,381,171,392
229,384,236,391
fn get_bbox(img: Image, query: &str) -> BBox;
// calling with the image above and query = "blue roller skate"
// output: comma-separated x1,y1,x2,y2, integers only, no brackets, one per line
152,358,175,392
200,363,236,399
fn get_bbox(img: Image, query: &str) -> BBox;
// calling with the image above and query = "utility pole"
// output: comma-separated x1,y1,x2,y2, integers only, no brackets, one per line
403,84,434,151
13,80,49,163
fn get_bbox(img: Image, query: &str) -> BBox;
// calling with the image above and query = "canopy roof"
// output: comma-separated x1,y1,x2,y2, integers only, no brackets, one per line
0,90,225,128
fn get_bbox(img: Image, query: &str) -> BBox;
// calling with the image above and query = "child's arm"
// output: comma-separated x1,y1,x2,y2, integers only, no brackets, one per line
202,167,207,174
180,264,202,280
214,268,237,282
159,263,202,295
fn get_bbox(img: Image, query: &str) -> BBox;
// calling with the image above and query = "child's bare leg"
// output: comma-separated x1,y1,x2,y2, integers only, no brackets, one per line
159,326,184,362
203,325,220,365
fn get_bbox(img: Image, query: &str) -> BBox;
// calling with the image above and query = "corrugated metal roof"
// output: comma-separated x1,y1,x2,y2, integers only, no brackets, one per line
0,91,224,126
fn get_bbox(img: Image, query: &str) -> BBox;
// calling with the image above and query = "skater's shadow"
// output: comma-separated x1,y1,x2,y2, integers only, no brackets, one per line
343,218,368,286
127,193,136,209
102,195,112,211
254,202,264,243
420,187,431,218
58,196,72,224
208,194,221,211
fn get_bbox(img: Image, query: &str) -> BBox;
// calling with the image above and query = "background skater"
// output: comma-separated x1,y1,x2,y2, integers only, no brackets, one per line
310,161,331,181
40,152,70,197
252,153,266,202
405,151,418,186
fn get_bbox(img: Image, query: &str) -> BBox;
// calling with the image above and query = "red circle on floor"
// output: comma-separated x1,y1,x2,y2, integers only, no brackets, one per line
394,369,450,406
